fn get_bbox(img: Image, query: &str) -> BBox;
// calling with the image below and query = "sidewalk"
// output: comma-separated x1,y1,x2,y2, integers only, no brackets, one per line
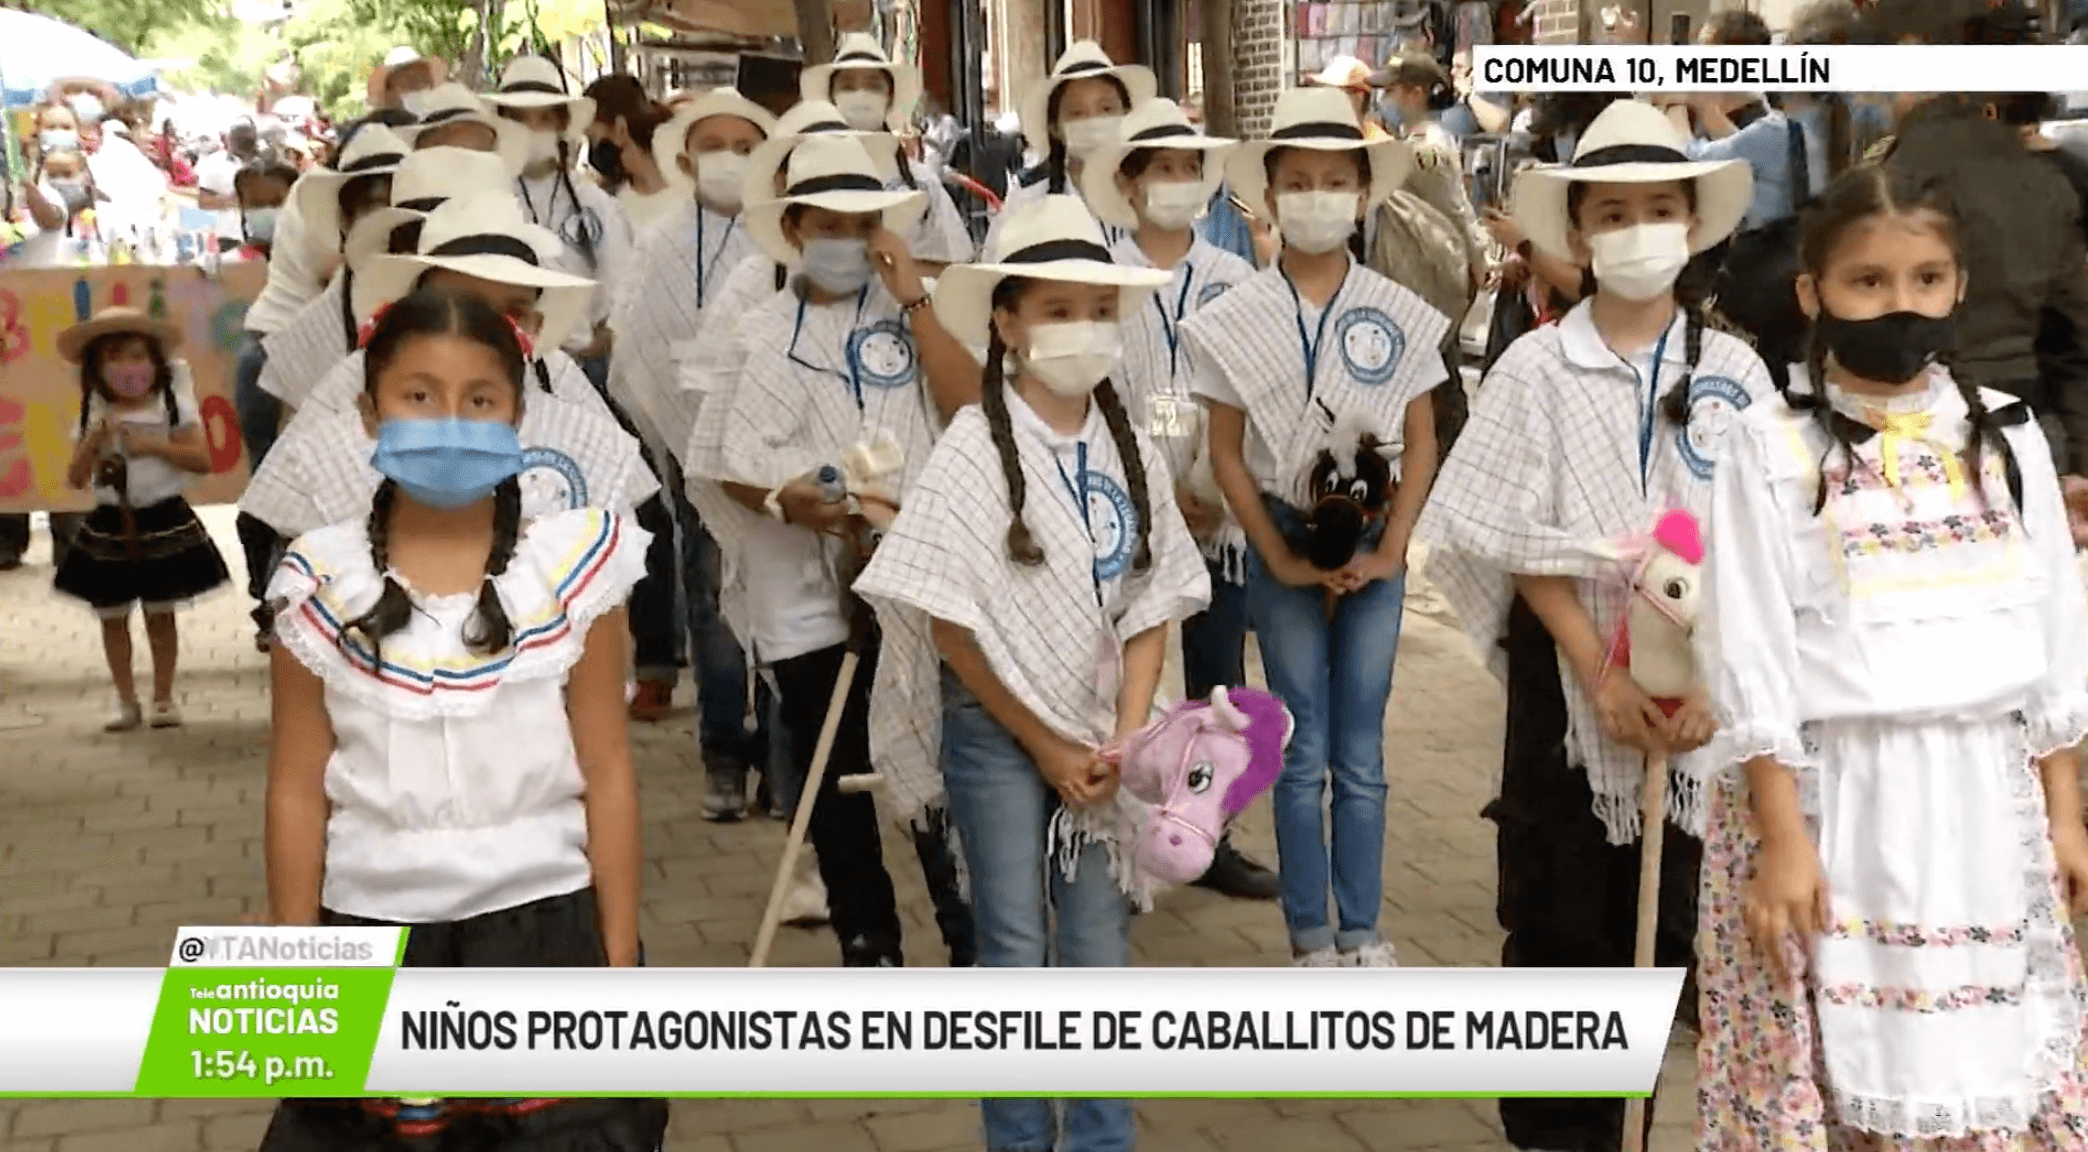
0,508,1698,1152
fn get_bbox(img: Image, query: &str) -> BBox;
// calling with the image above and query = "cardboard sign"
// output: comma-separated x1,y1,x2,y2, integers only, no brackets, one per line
0,262,263,513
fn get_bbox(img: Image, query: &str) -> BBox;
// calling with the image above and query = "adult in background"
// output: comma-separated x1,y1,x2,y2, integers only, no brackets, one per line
366,47,445,113
582,74,679,235
194,122,257,254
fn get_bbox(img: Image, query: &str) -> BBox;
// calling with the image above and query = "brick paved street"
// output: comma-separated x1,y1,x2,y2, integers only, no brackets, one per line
0,508,1698,1152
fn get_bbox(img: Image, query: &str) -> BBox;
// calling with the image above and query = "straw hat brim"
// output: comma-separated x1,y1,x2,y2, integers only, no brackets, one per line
652,95,779,179
1511,159,1754,262
744,130,901,208
294,159,406,254
58,312,182,363
1224,136,1414,218
933,258,1173,349
342,205,424,272
799,61,924,133
744,188,928,268
400,115,531,178
355,253,595,351
1019,65,1159,153
483,92,599,139
1082,134,1235,230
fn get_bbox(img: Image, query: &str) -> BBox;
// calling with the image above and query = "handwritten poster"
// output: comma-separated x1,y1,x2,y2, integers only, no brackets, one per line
0,262,264,513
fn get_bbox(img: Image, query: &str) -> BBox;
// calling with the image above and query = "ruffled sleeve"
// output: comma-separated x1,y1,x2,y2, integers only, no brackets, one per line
1699,412,1817,790
2012,420,2088,756
494,508,652,685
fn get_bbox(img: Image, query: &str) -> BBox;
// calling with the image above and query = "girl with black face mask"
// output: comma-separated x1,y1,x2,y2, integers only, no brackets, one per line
1692,161,2088,1151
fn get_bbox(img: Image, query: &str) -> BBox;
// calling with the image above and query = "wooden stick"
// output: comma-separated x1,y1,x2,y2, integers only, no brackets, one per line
1620,749,1670,1152
749,649,859,970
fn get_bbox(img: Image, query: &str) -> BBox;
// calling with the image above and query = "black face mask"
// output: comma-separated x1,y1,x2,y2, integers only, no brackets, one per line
587,139,625,184
1815,309,1958,385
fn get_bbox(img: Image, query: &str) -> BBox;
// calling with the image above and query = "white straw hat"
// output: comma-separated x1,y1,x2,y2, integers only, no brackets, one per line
1020,41,1158,154
933,194,1172,349
744,134,927,267
294,124,410,251
651,88,778,184
355,192,596,351
482,55,597,139
400,84,529,176
1511,99,1753,262
367,47,447,109
1082,98,1235,231
1224,86,1413,215
342,147,517,273
798,34,922,132
742,100,901,209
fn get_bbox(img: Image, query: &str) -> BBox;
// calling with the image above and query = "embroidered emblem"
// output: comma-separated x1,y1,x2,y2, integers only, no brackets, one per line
1084,470,1140,582
1335,307,1404,387
1677,375,1751,480
847,320,918,390
559,207,605,252
518,446,588,512
1198,281,1233,309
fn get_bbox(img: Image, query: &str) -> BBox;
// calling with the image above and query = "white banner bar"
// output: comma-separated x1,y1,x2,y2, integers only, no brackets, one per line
1473,45,2088,93
365,967,1685,1095
0,970,161,1093
168,926,404,968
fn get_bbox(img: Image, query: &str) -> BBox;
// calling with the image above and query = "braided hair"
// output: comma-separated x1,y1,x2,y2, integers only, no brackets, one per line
1786,163,2023,515
979,276,1154,572
77,331,179,436
346,287,531,662
1044,76,1132,195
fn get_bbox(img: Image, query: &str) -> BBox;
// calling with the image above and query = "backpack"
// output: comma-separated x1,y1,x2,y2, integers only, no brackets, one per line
1098,686,1292,885
1368,189,1472,348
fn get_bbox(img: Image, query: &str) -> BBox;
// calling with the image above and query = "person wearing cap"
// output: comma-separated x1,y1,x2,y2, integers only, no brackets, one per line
701,133,976,968
1081,97,1278,903
1185,87,1442,971
801,32,977,268
484,55,634,388
1415,99,1772,1152
855,195,1205,1148
989,40,1158,253
1304,55,1395,142
1373,51,1489,275
368,46,445,112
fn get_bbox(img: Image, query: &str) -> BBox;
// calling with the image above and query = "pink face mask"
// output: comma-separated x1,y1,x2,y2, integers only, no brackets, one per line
104,362,156,400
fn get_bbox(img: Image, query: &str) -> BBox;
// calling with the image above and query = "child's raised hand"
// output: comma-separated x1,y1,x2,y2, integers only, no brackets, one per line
1743,836,1830,983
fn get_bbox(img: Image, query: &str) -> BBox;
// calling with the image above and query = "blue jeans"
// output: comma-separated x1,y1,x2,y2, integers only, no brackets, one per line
1179,557,1249,701
1244,498,1406,954
939,667,1133,1152
676,483,765,772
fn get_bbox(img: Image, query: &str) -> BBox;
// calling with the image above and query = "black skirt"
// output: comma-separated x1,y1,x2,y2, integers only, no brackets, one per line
52,497,230,610
259,888,670,1152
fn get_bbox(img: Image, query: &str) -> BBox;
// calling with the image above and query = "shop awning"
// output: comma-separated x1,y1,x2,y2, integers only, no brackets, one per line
609,0,797,38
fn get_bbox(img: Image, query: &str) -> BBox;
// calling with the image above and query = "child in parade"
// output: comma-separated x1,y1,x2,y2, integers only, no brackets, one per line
856,194,1208,1151
986,41,1156,253
258,286,666,1150
1081,96,1277,901
400,84,530,171
53,309,231,731
1414,99,1769,1152
1696,162,2088,1151
1183,86,1446,967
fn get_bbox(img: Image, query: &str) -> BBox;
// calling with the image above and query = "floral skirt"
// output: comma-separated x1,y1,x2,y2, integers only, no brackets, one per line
1696,715,2088,1151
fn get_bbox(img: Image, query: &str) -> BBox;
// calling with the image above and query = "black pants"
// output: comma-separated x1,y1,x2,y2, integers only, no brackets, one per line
0,513,27,561
772,637,905,966
1484,596,1700,1152
236,511,286,606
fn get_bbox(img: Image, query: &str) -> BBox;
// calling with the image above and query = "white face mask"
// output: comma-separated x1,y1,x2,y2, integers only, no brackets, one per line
800,236,874,295
525,129,561,170
1141,180,1206,230
1024,320,1122,397
834,90,890,132
695,151,748,210
1586,221,1692,302
1061,115,1125,159
401,90,437,117
1275,191,1360,255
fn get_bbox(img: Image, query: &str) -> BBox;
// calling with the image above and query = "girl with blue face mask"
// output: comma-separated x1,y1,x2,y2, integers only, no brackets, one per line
260,286,666,1152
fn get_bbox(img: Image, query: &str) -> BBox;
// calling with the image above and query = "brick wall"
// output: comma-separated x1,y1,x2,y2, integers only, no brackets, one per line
1534,0,1583,43
1232,0,1288,138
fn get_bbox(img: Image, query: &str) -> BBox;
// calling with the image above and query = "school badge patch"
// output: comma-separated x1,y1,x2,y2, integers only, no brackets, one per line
1676,375,1751,480
847,320,918,390
518,447,589,513
1083,470,1141,583
1336,307,1405,387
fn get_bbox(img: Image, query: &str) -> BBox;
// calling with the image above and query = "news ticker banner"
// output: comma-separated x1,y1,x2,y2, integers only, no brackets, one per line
0,928,1684,1098
1473,45,2088,92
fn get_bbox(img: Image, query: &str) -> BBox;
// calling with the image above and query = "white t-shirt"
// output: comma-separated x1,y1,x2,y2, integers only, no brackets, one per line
11,182,66,267
82,364,203,508
194,151,242,242
244,195,331,335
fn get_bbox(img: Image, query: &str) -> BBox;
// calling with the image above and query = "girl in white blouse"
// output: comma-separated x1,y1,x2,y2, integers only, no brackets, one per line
259,287,664,1151
1696,164,2088,1150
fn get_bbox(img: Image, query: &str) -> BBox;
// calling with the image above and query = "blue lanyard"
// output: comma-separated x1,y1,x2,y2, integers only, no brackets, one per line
1282,263,1346,401
1053,441,1104,606
785,286,872,409
696,210,736,307
1151,264,1196,383
1633,323,1675,493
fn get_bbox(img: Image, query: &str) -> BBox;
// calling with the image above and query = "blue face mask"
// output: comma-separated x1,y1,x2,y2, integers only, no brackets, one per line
244,206,279,243
370,419,524,510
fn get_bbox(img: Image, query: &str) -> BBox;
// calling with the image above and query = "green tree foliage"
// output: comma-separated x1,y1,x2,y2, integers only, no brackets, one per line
16,0,226,56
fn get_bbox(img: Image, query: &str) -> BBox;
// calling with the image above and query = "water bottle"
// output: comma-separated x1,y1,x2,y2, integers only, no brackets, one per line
814,465,847,504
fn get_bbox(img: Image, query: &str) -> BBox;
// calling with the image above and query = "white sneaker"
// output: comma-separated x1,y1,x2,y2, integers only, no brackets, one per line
104,698,142,732
1344,941,1400,967
149,699,181,728
1292,946,1343,968
779,871,830,926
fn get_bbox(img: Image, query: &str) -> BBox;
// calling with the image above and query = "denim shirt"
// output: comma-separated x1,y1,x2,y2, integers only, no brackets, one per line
1687,106,1819,231
1197,186,1260,267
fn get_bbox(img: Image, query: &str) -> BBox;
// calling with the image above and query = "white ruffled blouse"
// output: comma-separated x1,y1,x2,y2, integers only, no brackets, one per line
266,507,650,924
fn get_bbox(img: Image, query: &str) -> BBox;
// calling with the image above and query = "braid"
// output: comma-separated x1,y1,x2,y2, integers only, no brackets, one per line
980,330,1044,565
1955,377,2026,515
339,268,359,353
774,261,788,291
76,372,92,436
533,358,553,393
162,366,179,428
345,479,415,663
1046,139,1068,195
465,476,522,653
896,149,919,190
1658,308,1706,426
1792,325,1862,515
1093,379,1153,572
